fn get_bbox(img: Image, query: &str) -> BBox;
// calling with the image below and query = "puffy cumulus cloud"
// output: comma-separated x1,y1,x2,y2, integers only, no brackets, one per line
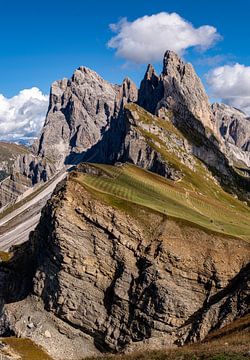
107,12,220,64
207,64,250,114
0,87,49,143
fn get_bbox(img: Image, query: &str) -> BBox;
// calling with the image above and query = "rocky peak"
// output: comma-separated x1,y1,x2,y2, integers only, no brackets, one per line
138,51,219,137
138,64,164,114
162,50,186,77
212,102,250,167
157,50,218,136
37,66,120,169
145,64,158,79
116,77,138,109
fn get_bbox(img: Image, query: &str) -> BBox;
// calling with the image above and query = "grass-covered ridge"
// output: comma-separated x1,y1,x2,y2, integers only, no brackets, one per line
73,163,250,242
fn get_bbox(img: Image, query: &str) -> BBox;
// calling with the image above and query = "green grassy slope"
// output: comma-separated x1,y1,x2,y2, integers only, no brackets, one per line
72,103,250,241
73,163,250,242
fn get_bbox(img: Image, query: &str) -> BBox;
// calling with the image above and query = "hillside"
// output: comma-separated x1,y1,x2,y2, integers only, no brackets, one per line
74,162,250,241
0,162,248,359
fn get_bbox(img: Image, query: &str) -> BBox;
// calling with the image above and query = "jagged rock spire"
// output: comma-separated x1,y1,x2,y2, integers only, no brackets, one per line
138,50,218,136
117,77,138,105
158,50,218,135
138,64,164,114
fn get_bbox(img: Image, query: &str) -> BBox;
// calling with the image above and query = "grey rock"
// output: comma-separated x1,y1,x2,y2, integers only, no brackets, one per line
37,67,137,170
138,51,218,136
212,103,250,168
138,64,164,114
138,51,250,201
0,174,248,358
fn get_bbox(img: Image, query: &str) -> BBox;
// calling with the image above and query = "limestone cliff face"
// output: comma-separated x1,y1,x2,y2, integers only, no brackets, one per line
138,64,164,114
160,51,218,134
138,51,218,136
37,67,137,170
212,103,250,168
1,170,249,359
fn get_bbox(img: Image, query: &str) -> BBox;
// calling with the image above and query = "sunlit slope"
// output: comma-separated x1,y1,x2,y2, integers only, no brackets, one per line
73,163,250,242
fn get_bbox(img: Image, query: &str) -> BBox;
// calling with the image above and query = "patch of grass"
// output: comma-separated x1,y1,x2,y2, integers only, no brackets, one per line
0,338,53,360
126,103,182,139
73,163,250,242
0,251,12,262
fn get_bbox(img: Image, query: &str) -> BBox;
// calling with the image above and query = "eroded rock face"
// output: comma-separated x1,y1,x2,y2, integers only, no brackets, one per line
138,51,218,136
1,173,248,359
138,64,164,114
212,103,250,168
37,68,138,170
115,104,196,180
138,52,250,201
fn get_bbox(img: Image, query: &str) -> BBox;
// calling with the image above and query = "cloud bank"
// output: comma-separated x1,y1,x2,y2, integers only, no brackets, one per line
207,64,250,115
0,87,49,143
108,12,220,64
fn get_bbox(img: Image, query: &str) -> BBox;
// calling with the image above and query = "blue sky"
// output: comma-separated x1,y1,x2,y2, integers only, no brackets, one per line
1,0,249,96
1,0,250,141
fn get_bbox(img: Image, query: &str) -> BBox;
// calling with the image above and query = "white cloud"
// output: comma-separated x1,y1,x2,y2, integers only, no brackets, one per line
107,12,220,64
207,64,250,114
0,87,49,143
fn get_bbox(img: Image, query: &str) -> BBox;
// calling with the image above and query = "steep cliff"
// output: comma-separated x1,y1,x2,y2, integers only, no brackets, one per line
37,67,137,170
138,51,218,136
0,164,249,359
137,51,250,201
212,103,250,168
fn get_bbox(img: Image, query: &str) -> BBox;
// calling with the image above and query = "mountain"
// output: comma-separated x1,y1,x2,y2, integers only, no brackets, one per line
0,51,249,360
0,162,249,359
139,50,217,135
1,51,250,213
37,67,137,170
212,102,250,168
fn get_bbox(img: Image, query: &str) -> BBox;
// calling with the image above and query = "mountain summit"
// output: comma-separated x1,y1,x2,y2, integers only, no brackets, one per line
0,51,249,360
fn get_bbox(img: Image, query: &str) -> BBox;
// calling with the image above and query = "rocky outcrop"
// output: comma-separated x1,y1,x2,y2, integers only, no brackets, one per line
137,51,250,201
37,67,138,170
0,167,249,359
0,70,138,210
212,103,250,168
114,104,196,180
138,64,164,114
138,51,218,136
